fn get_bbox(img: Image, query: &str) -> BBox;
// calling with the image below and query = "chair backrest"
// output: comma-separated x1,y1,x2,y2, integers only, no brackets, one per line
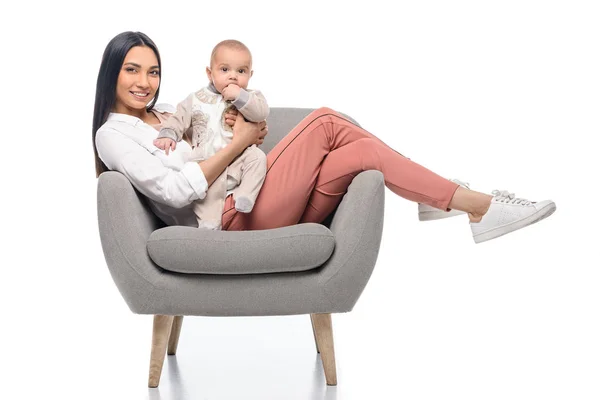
259,108,358,154
259,108,314,154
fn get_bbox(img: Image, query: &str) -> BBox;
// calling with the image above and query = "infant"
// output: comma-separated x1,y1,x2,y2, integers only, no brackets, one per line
154,40,268,230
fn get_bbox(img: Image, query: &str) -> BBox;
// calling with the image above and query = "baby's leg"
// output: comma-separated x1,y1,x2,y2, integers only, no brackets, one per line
193,169,229,230
230,146,267,213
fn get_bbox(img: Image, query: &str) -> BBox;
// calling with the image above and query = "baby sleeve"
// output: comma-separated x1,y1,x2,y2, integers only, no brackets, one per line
232,89,270,122
157,93,194,141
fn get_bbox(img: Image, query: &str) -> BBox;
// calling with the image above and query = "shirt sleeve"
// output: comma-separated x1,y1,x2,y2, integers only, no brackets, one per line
96,127,208,208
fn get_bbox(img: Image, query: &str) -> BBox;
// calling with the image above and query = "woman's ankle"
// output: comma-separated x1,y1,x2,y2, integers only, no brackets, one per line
449,187,492,216
468,195,493,223
468,212,483,223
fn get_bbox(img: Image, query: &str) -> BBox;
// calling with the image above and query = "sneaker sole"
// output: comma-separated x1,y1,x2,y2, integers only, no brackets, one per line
472,201,557,244
418,209,466,221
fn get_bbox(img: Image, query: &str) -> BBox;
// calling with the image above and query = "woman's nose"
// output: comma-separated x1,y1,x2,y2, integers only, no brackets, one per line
137,75,150,88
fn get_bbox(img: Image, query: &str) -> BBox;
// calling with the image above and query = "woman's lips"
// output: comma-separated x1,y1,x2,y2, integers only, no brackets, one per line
130,91,150,101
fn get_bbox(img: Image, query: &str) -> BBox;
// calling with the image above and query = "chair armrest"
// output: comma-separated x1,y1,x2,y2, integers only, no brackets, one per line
317,170,386,310
97,171,167,303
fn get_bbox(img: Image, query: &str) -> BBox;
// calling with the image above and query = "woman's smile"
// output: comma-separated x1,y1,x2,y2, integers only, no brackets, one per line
112,46,161,117
130,90,150,101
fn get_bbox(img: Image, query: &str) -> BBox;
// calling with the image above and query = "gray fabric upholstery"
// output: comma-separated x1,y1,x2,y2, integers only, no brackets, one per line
147,223,335,274
97,108,385,317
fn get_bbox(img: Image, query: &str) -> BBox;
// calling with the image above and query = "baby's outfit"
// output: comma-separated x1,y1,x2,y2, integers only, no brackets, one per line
158,83,269,230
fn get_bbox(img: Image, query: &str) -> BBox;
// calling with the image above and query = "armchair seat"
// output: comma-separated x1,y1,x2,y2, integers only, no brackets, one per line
147,223,335,274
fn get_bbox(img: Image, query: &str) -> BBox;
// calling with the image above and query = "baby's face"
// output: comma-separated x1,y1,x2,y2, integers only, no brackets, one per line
207,47,253,93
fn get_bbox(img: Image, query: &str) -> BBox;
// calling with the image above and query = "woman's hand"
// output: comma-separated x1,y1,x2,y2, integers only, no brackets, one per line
231,113,268,149
197,112,269,188
257,121,268,146
226,108,268,146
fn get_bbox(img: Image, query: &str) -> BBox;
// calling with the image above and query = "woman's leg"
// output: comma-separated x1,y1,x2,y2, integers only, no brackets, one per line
222,107,480,231
297,138,456,224
299,141,495,224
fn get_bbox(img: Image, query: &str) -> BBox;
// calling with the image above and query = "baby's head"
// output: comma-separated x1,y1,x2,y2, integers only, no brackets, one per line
206,39,253,94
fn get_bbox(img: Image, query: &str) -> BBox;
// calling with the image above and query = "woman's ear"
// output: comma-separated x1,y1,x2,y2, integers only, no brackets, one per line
205,66,212,82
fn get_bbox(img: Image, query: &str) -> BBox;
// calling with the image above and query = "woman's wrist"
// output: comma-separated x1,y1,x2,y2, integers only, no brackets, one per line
228,138,248,155
197,141,246,187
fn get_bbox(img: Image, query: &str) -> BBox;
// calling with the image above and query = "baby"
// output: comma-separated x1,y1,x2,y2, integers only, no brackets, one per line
154,40,268,230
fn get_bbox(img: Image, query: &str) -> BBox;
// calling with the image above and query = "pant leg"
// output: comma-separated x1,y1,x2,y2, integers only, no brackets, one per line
230,146,267,209
298,137,459,223
195,168,228,229
222,107,459,231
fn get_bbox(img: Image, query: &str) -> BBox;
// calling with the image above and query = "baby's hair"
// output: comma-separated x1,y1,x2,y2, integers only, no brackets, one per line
210,39,252,66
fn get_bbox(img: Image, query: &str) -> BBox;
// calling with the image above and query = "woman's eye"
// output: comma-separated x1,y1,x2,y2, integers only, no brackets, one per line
126,67,136,73
150,70,160,76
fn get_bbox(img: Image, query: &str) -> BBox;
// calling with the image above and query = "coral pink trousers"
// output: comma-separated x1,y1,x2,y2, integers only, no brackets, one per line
222,107,460,231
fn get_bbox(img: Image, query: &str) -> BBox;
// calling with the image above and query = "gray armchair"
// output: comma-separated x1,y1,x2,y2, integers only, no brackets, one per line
96,108,385,387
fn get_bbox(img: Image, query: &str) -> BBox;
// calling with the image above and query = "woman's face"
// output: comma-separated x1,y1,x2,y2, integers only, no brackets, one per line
113,46,160,115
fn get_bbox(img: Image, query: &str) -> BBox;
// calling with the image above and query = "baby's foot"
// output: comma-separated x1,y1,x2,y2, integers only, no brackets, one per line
235,196,255,213
197,220,221,230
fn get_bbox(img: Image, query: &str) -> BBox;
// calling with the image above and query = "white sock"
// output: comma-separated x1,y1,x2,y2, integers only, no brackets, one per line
197,220,221,230
235,196,255,213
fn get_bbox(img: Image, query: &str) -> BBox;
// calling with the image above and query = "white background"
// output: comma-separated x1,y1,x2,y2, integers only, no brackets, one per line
1,1,599,399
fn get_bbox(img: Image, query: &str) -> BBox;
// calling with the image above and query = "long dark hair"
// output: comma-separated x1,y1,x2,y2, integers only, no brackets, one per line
92,31,162,177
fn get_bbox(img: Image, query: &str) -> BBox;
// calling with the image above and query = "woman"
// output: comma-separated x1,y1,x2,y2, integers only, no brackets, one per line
93,32,556,244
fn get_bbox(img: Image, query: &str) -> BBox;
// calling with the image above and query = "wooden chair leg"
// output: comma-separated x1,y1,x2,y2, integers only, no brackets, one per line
168,316,184,355
148,315,174,388
309,314,320,353
311,313,337,385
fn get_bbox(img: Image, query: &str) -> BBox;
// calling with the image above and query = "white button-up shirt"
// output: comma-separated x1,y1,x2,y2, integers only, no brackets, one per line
95,108,208,227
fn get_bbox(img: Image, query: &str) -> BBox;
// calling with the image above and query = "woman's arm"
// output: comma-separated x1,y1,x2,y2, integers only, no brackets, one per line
198,143,245,187
200,113,267,186
96,113,266,208
96,127,208,208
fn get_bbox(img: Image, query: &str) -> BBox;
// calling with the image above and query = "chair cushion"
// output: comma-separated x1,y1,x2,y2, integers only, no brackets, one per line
147,223,335,274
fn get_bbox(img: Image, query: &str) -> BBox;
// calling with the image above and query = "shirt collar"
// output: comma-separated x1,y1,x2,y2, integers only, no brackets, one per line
207,82,220,94
107,112,144,126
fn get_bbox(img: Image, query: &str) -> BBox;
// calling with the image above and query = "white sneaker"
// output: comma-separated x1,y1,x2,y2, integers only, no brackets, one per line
470,190,556,244
418,179,470,221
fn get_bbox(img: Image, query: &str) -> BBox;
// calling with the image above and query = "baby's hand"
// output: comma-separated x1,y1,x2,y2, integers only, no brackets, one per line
222,84,241,101
153,138,176,155
224,107,239,127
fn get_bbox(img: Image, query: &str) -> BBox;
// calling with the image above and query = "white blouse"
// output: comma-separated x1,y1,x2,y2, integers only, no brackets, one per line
95,105,207,227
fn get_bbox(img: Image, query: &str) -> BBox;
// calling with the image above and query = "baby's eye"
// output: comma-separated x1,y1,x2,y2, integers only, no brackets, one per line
221,67,228,72
238,69,246,74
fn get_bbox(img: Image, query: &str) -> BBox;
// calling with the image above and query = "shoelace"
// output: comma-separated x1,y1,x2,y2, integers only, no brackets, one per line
492,189,533,206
